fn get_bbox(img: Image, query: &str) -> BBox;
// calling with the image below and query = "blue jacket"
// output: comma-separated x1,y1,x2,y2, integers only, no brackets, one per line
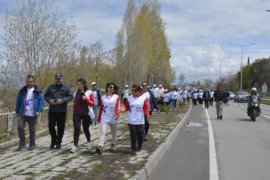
15,85,44,118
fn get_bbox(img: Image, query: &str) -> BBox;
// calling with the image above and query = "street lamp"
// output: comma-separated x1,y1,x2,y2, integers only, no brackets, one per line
211,56,230,82
228,42,255,91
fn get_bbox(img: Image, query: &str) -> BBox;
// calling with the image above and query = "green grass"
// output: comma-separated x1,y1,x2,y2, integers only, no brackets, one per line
0,135,8,143
262,98,270,105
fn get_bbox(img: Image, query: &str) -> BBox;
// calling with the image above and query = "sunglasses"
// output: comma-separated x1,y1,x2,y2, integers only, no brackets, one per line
109,86,115,89
142,84,147,87
132,89,139,92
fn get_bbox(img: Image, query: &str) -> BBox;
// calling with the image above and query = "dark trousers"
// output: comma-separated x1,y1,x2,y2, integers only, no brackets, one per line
128,124,145,152
17,116,36,147
192,99,197,105
210,98,214,106
73,114,91,146
204,100,209,108
144,111,152,136
48,112,67,145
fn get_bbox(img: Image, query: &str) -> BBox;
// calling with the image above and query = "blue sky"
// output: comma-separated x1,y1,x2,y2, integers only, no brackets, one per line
1,0,270,83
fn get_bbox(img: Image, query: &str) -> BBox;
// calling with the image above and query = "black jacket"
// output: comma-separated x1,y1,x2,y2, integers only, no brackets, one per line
213,90,226,101
44,83,73,112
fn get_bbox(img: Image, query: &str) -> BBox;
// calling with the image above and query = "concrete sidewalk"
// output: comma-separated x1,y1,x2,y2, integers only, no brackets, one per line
0,106,189,179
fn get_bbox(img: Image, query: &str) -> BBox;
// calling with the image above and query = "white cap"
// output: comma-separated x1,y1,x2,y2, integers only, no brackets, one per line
125,85,128,88
91,82,96,86
153,84,156,87
159,84,162,87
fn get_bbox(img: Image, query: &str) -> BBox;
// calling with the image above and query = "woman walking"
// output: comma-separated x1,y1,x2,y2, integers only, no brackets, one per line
96,82,120,154
70,78,94,153
122,83,150,155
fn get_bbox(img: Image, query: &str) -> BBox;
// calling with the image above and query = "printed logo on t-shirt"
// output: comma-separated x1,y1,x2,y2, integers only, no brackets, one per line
103,106,108,113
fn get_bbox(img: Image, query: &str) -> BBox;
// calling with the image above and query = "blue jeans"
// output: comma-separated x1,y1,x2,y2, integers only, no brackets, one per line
17,116,36,147
171,99,177,109
93,105,99,123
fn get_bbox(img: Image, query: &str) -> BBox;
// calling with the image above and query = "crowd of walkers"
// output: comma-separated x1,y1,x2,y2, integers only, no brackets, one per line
15,73,228,155
15,73,184,155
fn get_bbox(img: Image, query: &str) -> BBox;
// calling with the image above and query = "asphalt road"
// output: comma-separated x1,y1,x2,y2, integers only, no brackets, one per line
208,101,270,180
148,101,270,180
148,104,209,180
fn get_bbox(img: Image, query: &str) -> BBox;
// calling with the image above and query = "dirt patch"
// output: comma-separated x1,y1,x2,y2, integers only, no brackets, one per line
52,104,189,180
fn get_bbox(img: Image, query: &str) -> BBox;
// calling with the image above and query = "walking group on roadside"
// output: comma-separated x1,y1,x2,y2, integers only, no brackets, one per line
189,83,230,120
15,74,167,156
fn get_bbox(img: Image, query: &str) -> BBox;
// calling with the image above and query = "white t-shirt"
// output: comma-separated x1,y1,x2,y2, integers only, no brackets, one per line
163,93,170,103
92,90,99,106
127,95,147,125
122,89,130,99
171,91,179,100
25,87,35,117
100,94,119,124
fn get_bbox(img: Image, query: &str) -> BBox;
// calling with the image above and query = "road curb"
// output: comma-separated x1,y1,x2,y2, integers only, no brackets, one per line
133,104,192,180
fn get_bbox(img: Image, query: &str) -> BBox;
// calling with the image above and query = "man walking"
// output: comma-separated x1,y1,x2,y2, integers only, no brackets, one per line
15,75,44,151
213,83,226,120
44,73,73,149
91,82,101,125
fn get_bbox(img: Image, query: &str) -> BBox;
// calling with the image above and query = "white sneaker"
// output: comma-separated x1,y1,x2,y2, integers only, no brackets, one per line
85,142,92,150
70,145,79,153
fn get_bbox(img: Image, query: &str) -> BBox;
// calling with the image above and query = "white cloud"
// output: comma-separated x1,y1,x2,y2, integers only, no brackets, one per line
160,0,270,83
0,0,270,84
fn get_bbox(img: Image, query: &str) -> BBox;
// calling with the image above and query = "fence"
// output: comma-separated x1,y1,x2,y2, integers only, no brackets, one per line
0,104,73,137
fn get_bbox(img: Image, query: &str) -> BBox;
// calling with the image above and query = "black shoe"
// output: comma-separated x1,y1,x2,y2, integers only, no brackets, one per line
131,151,137,156
96,146,103,154
16,145,25,151
220,115,223,120
110,144,116,151
55,144,61,149
217,115,220,119
28,145,35,151
50,143,55,149
144,137,148,141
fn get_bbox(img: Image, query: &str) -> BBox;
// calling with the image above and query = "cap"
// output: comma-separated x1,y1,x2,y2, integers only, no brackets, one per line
251,87,257,91
55,73,63,79
91,82,96,86
125,85,128,88
159,84,162,87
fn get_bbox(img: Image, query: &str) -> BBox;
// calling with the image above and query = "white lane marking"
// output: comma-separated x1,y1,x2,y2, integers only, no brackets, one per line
205,109,219,180
264,115,270,119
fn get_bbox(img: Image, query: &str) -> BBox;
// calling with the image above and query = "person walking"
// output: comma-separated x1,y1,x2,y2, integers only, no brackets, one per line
91,82,101,125
96,82,120,154
213,83,226,120
209,89,214,106
192,89,198,106
142,82,159,141
121,85,130,104
170,87,179,111
224,89,230,106
15,75,44,151
163,89,171,106
70,78,95,153
203,88,211,109
122,83,150,155
44,73,73,149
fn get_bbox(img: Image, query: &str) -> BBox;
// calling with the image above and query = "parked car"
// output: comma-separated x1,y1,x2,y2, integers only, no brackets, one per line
228,91,235,100
234,91,249,102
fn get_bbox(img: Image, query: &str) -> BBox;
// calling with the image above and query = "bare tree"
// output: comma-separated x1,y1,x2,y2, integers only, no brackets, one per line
1,0,76,90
